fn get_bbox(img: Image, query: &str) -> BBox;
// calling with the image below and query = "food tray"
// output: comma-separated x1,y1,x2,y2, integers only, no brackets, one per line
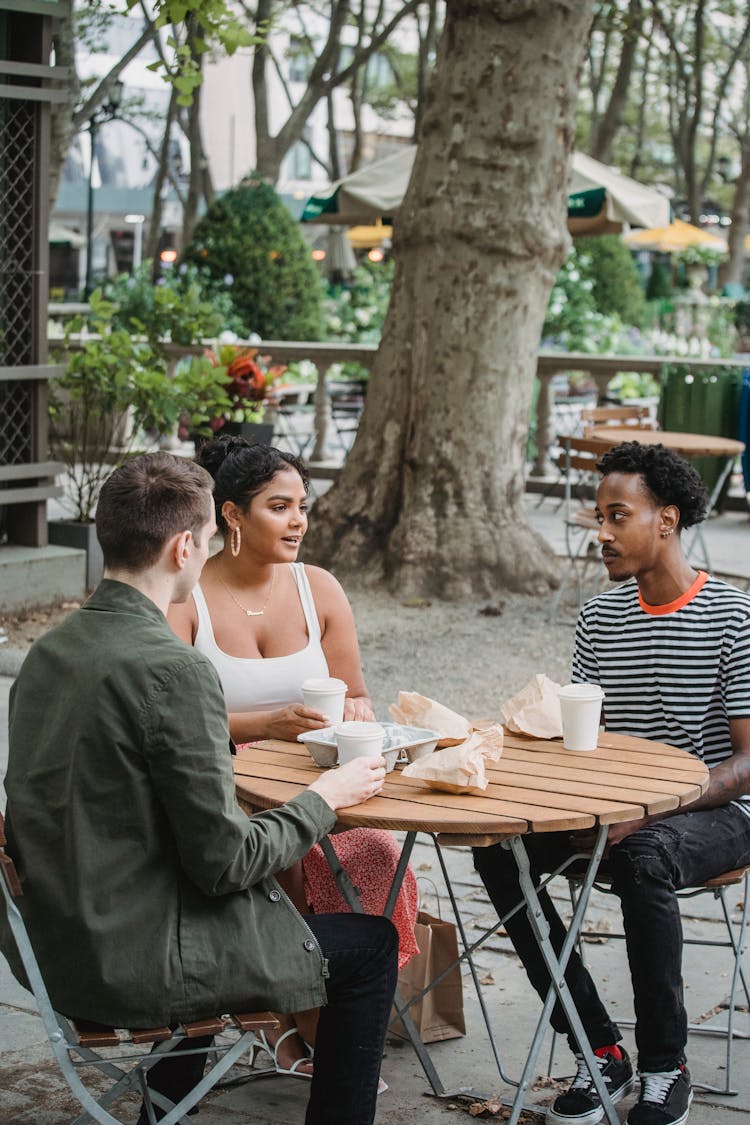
298,722,439,769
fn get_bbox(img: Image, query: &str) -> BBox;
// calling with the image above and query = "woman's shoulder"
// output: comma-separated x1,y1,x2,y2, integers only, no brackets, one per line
299,563,346,598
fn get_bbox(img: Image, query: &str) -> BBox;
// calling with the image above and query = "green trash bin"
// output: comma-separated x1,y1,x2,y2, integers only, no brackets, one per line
658,364,743,502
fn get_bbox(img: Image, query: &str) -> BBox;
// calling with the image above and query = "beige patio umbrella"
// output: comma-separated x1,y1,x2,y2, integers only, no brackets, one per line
623,219,726,253
302,147,671,236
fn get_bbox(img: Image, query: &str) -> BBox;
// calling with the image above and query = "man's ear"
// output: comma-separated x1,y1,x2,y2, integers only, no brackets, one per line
660,504,680,537
170,529,192,570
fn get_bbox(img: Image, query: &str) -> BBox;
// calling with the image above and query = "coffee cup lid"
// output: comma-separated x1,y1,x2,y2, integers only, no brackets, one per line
302,677,348,692
334,721,384,739
558,683,604,700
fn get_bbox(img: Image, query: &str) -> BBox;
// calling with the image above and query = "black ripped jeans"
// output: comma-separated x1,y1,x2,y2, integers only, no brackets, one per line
474,805,750,1073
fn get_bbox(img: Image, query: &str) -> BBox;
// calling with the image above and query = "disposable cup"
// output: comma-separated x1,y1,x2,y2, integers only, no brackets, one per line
301,677,348,724
334,721,385,765
558,684,605,752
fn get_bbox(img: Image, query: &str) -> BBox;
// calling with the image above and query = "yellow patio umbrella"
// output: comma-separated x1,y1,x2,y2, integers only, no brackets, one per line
347,222,393,249
623,219,726,253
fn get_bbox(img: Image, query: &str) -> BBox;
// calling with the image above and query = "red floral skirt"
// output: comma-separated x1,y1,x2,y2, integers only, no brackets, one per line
302,828,419,969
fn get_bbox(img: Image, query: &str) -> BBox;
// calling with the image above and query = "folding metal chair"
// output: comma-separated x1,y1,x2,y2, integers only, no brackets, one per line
546,435,610,624
549,865,750,1095
0,811,279,1124
328,379,366,455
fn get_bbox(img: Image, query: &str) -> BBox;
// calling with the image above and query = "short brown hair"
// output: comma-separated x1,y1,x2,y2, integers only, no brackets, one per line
96,453,213,571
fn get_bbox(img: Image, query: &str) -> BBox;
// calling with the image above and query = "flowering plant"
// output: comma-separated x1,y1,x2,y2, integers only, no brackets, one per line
209,344,286,432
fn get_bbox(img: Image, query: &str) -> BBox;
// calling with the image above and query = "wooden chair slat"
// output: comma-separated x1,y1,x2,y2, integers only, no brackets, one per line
703,865,750,888
0,853,22,898
183,1016,229,1037
130,1026,173,1044
72,1020,121,1048
232,1011,281,1032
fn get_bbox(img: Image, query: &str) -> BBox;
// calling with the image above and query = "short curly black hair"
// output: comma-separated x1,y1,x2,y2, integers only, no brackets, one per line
596,441,708,530
196,435,309,533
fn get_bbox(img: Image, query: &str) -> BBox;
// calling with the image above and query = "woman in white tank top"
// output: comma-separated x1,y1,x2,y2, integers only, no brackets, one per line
168,438,418,1083
169,439,373,743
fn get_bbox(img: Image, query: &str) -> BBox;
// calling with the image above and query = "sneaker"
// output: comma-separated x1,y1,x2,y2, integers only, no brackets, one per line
546,1048,635,1125
626,1066,692,1125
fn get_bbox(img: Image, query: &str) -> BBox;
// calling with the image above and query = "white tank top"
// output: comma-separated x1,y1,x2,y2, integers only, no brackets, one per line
192,562,330,713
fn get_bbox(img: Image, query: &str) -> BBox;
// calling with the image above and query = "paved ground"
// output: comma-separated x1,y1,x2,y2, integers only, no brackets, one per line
1,496,749,1124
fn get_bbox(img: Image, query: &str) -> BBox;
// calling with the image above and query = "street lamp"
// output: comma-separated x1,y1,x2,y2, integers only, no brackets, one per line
84,78,124,299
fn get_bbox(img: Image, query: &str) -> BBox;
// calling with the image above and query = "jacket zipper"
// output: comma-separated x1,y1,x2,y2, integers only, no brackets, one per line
273,878,329,978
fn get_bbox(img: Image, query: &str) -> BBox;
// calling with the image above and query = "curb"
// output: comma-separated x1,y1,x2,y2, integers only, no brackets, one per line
0,647,26,678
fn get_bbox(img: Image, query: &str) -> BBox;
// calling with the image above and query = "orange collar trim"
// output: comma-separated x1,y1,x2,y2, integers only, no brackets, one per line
638,570,709,616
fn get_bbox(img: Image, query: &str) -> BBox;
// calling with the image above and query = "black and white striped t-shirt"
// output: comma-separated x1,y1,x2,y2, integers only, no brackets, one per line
572,572,750,816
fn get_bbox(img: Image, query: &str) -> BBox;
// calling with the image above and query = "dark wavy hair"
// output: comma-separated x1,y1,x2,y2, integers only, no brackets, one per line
596,441,708,529
197,436,309,533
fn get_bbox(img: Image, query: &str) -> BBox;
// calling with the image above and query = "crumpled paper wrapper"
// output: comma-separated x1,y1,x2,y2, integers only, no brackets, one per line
389,691,472,747
501,674,563,739
401,724,504,794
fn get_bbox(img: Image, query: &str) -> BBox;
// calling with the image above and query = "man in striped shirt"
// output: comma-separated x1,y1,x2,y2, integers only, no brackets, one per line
475,442,750,1125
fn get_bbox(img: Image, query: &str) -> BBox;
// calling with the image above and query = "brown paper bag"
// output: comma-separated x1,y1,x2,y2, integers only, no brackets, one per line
390,910,466,1043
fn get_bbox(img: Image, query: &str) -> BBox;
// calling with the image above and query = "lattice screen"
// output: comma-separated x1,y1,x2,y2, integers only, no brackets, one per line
0,96,36,466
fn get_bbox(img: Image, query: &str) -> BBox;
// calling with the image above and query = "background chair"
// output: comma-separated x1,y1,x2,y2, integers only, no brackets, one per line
328,378,367,455
549,865,750,1095
546,435,610,624
580,404,659,435
0,812,278,1124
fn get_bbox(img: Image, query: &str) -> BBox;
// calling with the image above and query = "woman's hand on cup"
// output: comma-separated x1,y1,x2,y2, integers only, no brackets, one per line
308,755,386,811
343,696,376,722
266,703,330,741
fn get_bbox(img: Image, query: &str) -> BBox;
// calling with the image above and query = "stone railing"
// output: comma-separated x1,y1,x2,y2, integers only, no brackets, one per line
54,334,749,475
252,344,748,473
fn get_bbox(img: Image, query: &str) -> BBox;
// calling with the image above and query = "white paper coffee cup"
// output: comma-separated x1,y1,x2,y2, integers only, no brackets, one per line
558,684,605,752
334,721,385,765
302,677,348,724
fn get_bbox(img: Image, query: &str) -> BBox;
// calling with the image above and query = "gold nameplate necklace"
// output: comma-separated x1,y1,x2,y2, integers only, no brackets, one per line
220,568,277,617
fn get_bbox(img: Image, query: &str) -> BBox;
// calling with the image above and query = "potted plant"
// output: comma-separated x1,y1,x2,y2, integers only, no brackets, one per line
190,343,286,448
48,293,232,587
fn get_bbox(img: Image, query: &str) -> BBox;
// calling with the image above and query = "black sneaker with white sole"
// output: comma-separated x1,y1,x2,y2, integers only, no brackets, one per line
626,1066,693,1125
546,1048,635,1125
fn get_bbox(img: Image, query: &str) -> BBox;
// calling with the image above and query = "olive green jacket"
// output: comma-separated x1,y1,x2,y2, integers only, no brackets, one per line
1,580,336,1027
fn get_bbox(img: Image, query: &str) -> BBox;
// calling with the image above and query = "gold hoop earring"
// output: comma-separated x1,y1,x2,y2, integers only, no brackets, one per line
230,525,241,557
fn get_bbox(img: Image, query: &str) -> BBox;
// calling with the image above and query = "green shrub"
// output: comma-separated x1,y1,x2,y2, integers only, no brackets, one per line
645,259,672,301
103,261,239,346
575,235,646,325
324,259,394,344
182,181,325,339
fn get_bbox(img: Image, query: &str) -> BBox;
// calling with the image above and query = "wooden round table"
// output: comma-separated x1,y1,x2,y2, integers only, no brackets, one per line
233,731,708,1121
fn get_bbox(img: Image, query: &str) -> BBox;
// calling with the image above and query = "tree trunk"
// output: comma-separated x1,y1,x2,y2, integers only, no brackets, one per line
304,0,594,600
146,85,180,270
182,19,207,248
719,139,750,289
590,0,642,164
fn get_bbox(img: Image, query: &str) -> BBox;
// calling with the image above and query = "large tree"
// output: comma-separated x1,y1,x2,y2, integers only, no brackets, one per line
305,0,595,600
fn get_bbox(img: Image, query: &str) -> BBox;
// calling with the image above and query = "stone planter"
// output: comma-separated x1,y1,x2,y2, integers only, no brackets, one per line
221,421,275,444
48,520,103,591
194,421,275,453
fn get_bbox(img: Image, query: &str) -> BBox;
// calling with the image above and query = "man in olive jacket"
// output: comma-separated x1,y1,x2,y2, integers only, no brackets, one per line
1,452,397,1125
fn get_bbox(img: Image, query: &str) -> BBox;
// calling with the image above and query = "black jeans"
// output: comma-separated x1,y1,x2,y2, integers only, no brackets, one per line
139,912,398,1125
474,805,750,1073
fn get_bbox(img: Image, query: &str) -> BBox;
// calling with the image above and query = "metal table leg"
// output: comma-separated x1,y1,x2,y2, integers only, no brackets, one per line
506,826,619,1125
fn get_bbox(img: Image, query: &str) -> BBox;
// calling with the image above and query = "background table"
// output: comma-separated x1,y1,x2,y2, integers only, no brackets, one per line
234,731,708,1120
